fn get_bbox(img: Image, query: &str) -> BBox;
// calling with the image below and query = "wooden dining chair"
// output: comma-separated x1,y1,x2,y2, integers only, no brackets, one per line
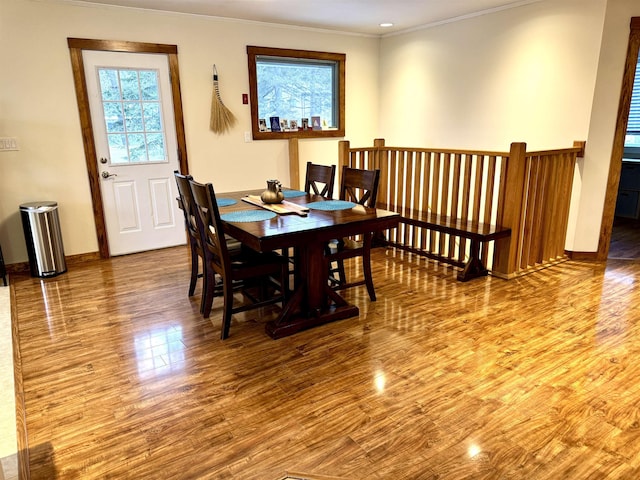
287,162,338,282
189,178,289,339
175,170,244,313
326,166,381,301
304,162,336,198
174,171,204,304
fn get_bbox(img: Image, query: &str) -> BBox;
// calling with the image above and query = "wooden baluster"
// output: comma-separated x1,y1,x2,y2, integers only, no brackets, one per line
459,154,473,264
481,155,498,266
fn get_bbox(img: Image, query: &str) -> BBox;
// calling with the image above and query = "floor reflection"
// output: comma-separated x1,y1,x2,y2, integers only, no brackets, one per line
39,279,67,340
134,325,186,379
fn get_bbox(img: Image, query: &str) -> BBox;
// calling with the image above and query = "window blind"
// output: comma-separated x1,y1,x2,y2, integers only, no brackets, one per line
629,58,640,133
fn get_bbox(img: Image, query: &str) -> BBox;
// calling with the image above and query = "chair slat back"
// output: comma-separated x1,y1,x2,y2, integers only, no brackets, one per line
304,162,336,197
189,179,229,276
339,166,380,207
174,171,199,241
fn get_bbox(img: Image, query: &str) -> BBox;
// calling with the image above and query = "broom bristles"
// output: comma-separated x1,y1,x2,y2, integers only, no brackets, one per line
210,80,236,134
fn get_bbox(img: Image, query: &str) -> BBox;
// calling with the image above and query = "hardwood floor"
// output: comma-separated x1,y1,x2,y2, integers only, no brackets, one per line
609,217,640,259
11,245,640,479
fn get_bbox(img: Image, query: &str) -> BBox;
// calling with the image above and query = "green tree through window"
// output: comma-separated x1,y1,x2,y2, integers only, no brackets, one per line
256,61,334,125
247,46,345,140
98,67,167,163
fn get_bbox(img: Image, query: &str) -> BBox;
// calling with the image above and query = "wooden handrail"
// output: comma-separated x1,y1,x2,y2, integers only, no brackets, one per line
340,139,584,279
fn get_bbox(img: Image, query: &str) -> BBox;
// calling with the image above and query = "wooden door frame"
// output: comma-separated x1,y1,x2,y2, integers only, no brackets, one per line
67,38,189,258
597,18,640,260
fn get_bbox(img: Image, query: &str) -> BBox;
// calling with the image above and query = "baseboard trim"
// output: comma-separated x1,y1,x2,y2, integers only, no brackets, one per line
566,251,600,261
5,251,101,274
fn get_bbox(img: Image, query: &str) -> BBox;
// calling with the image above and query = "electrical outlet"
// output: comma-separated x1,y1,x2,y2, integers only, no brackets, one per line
244,131,252,143
0,137,19,151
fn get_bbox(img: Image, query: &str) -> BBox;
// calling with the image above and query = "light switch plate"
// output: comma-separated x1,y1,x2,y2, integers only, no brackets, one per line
0,137,19,151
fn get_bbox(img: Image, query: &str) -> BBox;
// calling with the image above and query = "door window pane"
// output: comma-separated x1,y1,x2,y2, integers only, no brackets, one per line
143,103,162,131
119,70,141,100
139,70,160,100
127,134,146,163
146,133,165,161
99,69,120,101
98,67,167,164
103,102,124,133
107,134,128,164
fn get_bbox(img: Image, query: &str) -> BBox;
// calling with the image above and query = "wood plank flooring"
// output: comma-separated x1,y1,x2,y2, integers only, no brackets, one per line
11,245,640,479
609,217,640,259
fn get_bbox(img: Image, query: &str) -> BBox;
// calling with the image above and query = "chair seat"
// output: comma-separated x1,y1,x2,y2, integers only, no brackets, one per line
229,250,285,270
226,236,243,253
333,237,362,250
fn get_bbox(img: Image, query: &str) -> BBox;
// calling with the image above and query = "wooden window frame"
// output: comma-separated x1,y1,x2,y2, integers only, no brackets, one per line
247,46,345,140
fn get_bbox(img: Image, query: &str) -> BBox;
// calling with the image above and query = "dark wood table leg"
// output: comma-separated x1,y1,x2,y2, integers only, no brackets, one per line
457,239,489,282
265,240,359,339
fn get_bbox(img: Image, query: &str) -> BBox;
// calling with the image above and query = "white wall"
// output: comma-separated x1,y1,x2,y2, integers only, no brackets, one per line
378,0,606,151
0,0,380,264
378,0,627,252
570,0,640,252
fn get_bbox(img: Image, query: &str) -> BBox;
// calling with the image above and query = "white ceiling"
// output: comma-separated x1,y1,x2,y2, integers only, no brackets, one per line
72,0,542,36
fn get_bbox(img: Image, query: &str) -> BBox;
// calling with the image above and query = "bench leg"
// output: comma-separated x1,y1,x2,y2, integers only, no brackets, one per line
457,239,488,282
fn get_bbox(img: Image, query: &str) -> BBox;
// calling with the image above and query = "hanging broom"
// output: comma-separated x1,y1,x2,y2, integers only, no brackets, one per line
210,64,236,134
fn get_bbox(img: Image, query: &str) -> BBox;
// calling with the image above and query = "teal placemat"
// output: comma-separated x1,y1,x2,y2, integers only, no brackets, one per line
306,200,357,211
282,190,306,198
217,198,237,207
221,210,276,222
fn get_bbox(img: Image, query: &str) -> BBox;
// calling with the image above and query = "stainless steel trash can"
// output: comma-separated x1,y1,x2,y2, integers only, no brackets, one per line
20,201,67,278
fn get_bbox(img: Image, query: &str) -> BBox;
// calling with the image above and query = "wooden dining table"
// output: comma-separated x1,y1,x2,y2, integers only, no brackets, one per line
217,189,400,339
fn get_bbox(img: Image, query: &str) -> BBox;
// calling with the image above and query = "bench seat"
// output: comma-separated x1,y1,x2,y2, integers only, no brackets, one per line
382,204,511,281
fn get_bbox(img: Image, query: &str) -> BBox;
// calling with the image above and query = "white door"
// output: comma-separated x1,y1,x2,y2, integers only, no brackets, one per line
83,50,185,256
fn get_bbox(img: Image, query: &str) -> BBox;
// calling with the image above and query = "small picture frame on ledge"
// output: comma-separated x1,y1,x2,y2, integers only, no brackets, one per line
258,119,268,132
289,119,298,131
270,116,281,132
301,118,309,130
311,116,322,130
280,119,289,131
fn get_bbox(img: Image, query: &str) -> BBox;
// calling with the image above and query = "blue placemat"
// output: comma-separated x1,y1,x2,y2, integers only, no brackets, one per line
282,190,306,198
221,210,276,222
306,200,357,211
217,198,237,207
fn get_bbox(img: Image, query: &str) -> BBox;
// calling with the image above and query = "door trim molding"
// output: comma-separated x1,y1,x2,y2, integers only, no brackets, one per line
67,38,189,258
598,18,640,260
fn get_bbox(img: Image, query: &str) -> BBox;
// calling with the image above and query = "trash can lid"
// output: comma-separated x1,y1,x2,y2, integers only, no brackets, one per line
20,201,58,211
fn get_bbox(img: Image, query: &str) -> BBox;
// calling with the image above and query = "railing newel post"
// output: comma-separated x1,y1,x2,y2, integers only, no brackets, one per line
493,142,527,277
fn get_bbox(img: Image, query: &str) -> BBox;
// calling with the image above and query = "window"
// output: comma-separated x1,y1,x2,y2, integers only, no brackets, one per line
247,46,345,140
98,67,167,164
625,55,640,159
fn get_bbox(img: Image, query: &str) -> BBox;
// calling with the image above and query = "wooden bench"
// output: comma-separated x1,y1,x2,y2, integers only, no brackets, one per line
380,205,511,282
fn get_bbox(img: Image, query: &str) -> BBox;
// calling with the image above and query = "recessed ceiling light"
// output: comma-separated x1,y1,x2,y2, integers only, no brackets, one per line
379,23,394,28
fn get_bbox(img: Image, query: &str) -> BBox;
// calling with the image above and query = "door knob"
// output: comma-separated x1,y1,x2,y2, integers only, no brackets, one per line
101,171,117,179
